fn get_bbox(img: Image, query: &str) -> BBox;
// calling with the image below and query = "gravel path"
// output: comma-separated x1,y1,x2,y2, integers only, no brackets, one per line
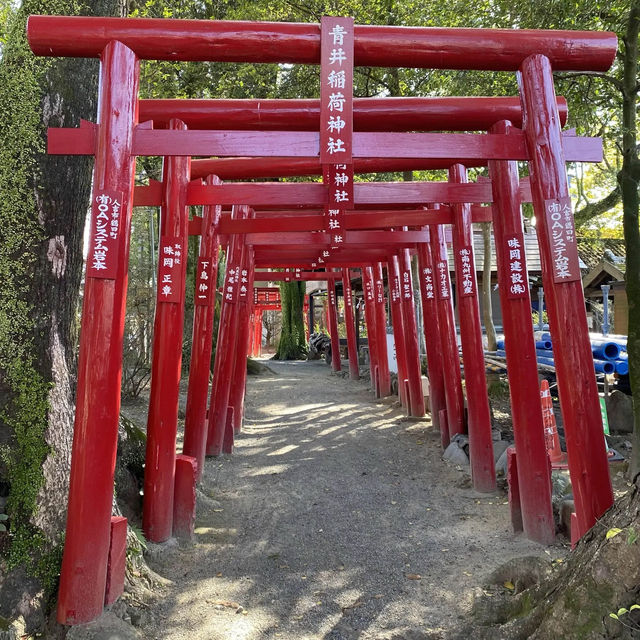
142,359,553,640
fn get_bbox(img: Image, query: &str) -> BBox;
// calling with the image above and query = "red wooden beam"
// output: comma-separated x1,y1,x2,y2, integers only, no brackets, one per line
27,16,617,72
244,229,428,246
48,127,602,163
254,271,341,281
139,96,568,132
186,181,527,206
190,157,486,180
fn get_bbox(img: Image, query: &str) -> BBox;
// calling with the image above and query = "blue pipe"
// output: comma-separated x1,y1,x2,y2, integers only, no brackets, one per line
615,360,629,375
593,359,616,375
497,339,552,351
592,343,621,361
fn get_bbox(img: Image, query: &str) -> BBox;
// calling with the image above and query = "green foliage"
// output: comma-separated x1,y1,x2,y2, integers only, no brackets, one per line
275,281,307,360
0,0,85,596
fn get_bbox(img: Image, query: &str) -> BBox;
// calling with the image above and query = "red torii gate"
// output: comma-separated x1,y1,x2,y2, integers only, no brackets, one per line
26,14,617,625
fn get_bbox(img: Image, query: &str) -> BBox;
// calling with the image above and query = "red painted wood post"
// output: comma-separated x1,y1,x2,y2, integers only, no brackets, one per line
183,174,222,482
489,120,555,543
374,261,391,397
173,454,197,540
221,235,249,453
519,54,613,536
430,224,465,442
389,254,409,409
342,268,359,379
399,248,426,417
143,119,191,542
362,266,380,394
449,164,496,492
230,247,255,433
417,235,446,435
57,41,139,626
104,516,128,606
327,276,341,371
206,205,249,456
255,311,263,356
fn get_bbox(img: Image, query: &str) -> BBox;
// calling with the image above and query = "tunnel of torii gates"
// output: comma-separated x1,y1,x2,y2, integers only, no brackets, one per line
26,13,618,624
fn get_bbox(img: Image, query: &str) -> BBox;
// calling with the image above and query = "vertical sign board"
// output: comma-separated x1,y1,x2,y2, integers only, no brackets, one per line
421,265,436,301
320,17,354,252
401,261,412,302
436,260,451,299
194,257,214,305
157,237,186,304
504,234,528,299
86,191,124,279
456,246,475,297
544,197,581,283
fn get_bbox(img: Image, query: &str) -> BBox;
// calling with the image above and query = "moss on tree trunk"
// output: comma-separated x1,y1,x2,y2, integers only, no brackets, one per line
274,281,307,360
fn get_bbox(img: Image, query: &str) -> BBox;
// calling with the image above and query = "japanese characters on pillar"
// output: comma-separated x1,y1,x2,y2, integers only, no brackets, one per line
456,246,475,297
224,247,242,305
504,234,528,299
329,286,337,309
375,273,385,306
320,16,354,252
238,264,250,302
421,265,435,300
391,271,401,304
86,190,123,279
436,259,451,299
157,237,185,303
544,197,581,283
194,257,214,305
401,259,412,301
364,273,375,311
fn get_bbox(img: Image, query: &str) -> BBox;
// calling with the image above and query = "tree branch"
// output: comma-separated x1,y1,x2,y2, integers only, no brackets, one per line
554,71,624,92
574,185,621,228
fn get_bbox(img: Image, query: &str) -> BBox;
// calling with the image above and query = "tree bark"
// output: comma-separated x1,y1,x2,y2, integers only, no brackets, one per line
274,281,307,359
619,1,640,477
0,0,124,625
481,222,498,351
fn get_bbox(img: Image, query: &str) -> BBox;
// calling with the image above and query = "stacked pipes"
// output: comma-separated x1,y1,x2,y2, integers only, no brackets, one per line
494,333,628,375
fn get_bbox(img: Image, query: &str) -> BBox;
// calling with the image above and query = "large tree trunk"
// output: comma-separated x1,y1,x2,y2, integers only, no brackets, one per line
481,222,498,352
619,1,640,477
274,281,307,359
0,0,122,630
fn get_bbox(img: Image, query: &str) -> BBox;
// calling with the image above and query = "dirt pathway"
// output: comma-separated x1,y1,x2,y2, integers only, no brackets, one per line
142,360,557,640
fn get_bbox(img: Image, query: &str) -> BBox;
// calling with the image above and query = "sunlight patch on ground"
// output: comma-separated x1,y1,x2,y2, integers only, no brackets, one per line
267,444,300,456
257,402,327,416
316,424,345,437
242,464,290,476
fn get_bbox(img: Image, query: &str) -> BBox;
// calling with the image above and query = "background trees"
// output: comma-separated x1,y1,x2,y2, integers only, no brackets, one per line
0,0,637,633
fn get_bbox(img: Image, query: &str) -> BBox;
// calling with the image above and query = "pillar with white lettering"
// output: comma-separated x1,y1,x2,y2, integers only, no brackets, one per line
489,120,555,543
183,174,222,482
430,224,465,443
342,268,359,379
449,165,495,492
57,42,139,625
399,248,426,417
143,119,191,542
389,254,410,409
362,266,381,394
374,262,391,397
417,232,446,439
519,55,613,536
230,246,255,433
206,205,250,456
328,275,342,371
